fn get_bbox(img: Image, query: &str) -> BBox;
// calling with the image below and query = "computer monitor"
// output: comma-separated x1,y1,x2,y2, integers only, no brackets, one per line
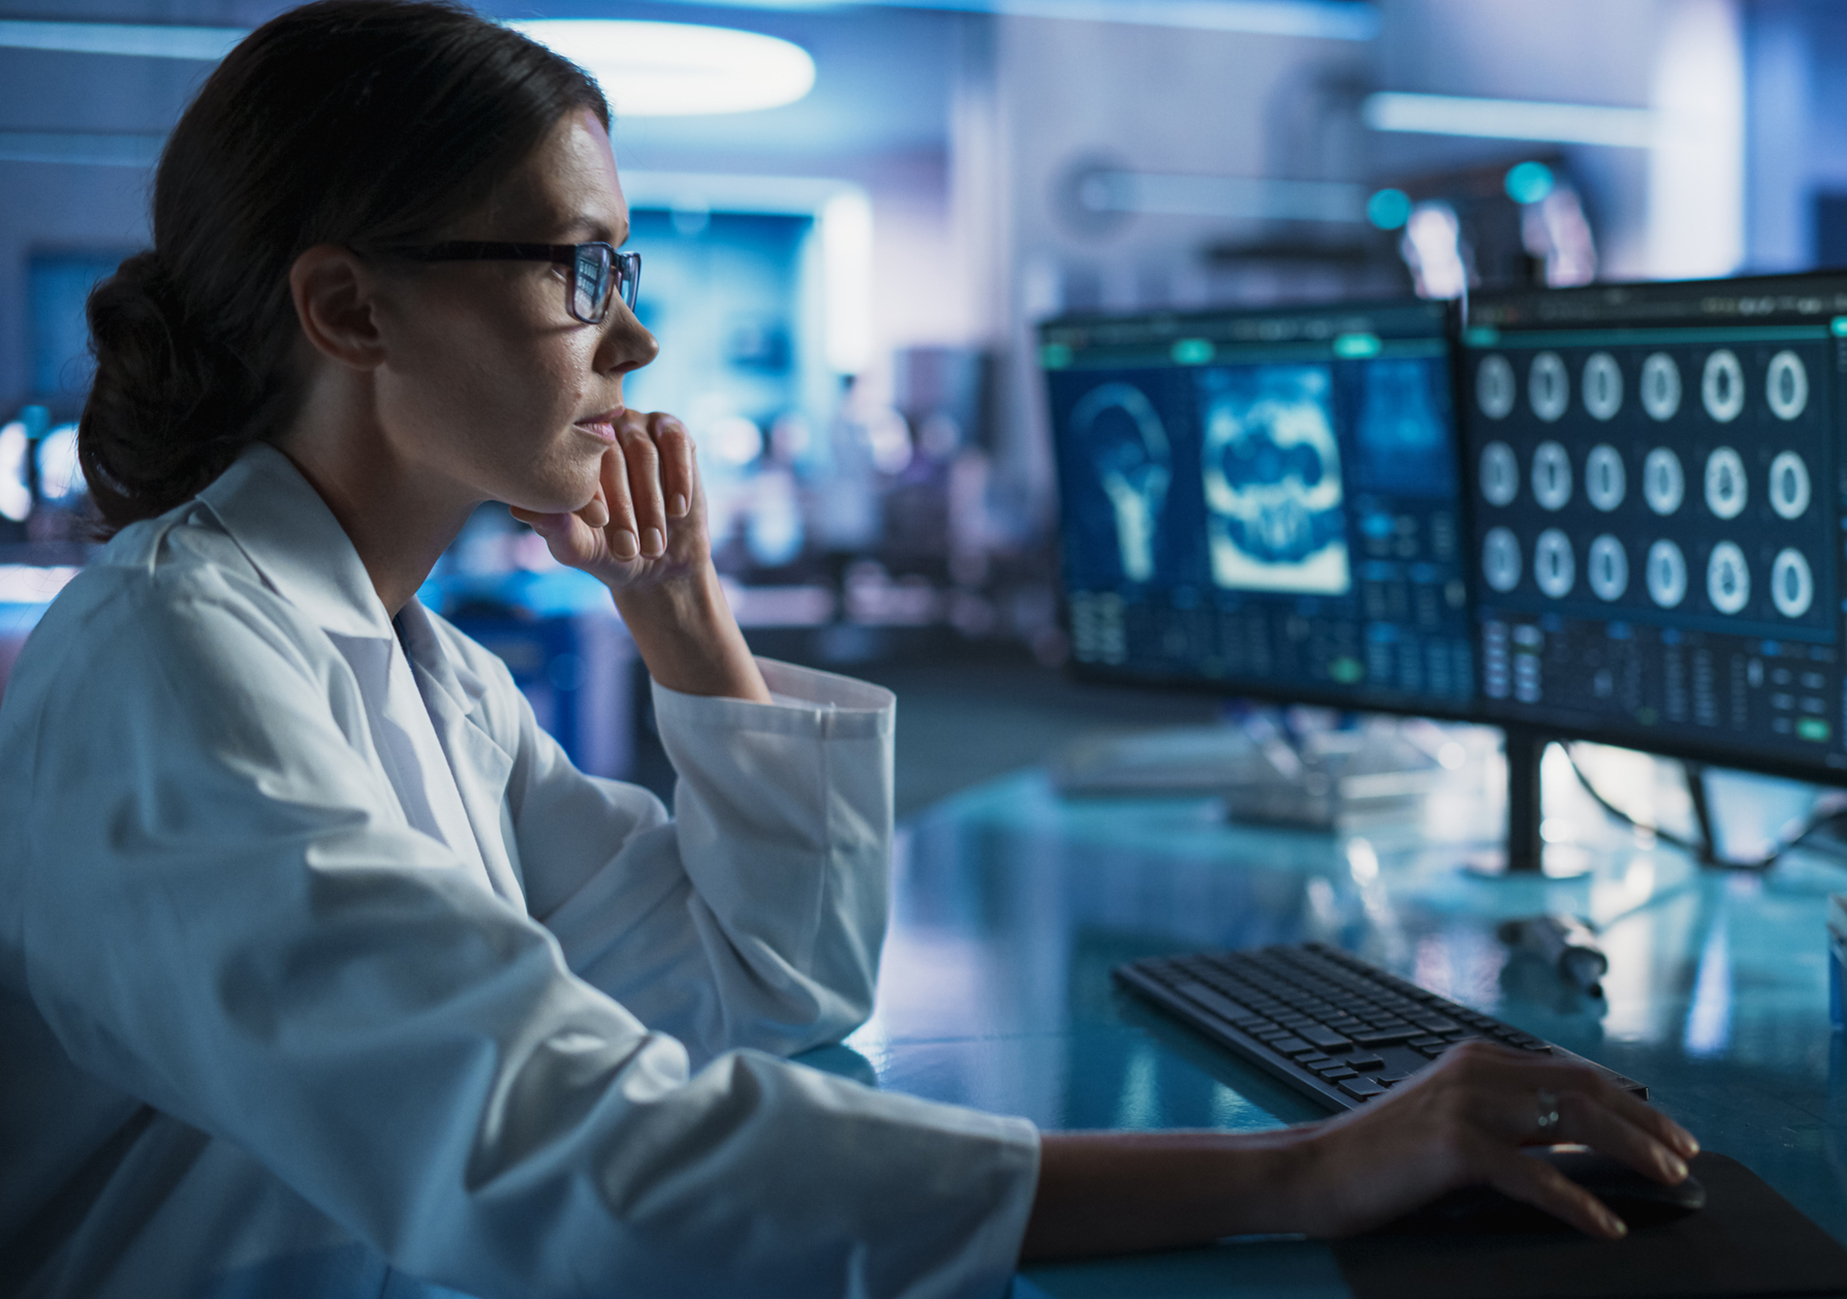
1041,298,1474,719
1461,275,1847,785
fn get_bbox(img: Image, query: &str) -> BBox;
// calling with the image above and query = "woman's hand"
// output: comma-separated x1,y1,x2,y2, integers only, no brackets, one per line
1290,1040,1700,1239
511,410,703,592
510,411,770,703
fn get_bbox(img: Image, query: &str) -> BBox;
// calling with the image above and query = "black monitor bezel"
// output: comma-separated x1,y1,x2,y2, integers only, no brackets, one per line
1042,276,1847,787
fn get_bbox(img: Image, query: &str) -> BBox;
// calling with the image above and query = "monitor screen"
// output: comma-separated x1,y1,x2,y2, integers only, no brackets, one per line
1041,299,1474,715
1462,276,1847,776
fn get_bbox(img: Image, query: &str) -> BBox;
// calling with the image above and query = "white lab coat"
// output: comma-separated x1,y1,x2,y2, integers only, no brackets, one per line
0,444,1039,1299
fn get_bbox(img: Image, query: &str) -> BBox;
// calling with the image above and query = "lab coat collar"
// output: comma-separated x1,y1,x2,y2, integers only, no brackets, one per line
194,443,395,641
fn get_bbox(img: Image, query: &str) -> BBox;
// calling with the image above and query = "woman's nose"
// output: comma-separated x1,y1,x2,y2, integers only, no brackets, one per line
599,307,659,374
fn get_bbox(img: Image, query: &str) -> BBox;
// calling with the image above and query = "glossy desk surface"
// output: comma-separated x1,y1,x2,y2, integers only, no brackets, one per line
824,762,1847,1297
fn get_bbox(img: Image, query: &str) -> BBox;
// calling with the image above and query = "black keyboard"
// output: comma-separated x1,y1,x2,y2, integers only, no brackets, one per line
1114,942,1647,1110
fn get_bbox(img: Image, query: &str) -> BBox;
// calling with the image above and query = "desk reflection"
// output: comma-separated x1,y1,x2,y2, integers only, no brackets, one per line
831,768,1847,1293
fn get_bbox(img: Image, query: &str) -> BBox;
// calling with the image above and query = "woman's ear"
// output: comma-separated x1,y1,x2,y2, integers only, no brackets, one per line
289,244,387,370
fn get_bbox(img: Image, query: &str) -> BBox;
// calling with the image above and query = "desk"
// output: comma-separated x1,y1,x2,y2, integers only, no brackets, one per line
830,765,1847,1297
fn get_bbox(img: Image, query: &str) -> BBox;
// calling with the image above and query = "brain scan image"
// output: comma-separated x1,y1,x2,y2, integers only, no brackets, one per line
1588,535,1629,601
1647,539,1688,608
1702,349,1745,423
1067,382,1173,583
1641,353,1682,421
1772,548,1814,618
1707,541,1750,615
1197,364,1350,595
1529,351,1570,422
1768,451,1811,520
1766,351,1808,421
1582,352,1623,421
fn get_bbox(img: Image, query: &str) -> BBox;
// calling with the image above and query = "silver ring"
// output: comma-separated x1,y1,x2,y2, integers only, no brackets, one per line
1535,1088,1561,1136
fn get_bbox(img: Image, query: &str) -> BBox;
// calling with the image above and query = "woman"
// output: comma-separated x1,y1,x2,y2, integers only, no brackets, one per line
0,4,1698,1296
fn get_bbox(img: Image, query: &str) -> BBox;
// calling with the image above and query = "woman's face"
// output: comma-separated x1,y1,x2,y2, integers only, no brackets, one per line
373,108,657,515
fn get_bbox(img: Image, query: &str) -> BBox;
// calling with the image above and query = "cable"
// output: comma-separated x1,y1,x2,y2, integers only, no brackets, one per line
1560,742,1847,873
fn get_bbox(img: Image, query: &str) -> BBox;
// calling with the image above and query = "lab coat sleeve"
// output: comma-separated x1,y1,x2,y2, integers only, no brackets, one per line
512,657,895,1065
12,574,1038,1298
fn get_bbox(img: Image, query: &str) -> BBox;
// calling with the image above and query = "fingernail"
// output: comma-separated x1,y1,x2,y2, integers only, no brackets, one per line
1606,1213,1628,1238
1662,1154,1688,1180
613,529,639,559
1679,1134,1701,1157
643,527,664,556
670,493,688,517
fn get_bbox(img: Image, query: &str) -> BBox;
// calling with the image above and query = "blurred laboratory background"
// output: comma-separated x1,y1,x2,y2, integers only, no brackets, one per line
0,0,1827,810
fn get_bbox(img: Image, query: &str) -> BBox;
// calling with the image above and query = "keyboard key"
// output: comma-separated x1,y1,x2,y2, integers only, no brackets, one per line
1343,1056,1386,1072
1339,1078,1387,1100
1295,1053,1333,1068
1413,1016,1460,1033
1376,1071,1413,1085
1299,1026,1354,1051
1318,1066,1358,1080
1407,1035,1444,1048
1269,1037,1314,1055
1350,1027,1420,1046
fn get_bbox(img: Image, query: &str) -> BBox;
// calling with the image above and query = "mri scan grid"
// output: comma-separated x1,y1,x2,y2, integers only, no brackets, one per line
1464,303,1839,761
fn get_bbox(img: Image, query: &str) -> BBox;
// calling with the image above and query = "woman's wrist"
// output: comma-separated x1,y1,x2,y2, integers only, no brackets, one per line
1020,1126,1322,1262
610,562,771,702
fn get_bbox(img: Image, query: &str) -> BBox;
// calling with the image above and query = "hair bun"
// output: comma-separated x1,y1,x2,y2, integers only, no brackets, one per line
80,251,254,526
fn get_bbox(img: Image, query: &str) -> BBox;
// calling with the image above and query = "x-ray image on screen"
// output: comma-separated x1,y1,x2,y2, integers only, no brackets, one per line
1198,364,1350,595
1068,382,1172,582
1355,357,1455,495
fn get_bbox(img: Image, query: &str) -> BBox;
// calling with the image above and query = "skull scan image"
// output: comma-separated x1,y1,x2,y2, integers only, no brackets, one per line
1198,364,1350,595
1069,382,1172,582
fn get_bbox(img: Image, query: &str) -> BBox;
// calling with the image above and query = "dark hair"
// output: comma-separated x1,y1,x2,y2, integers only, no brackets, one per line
79,0,608,533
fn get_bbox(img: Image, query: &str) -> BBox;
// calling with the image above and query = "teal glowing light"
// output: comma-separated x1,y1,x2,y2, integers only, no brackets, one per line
1332,332,1381,359
1504,161,1555,205
1365,188,1412,230
1170,338,1215,365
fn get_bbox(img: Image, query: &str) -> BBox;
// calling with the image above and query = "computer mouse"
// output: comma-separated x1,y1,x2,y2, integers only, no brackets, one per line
1391,1147,1706,1235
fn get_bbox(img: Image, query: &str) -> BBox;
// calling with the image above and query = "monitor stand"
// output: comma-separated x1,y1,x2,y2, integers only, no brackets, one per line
1465,724,1589,878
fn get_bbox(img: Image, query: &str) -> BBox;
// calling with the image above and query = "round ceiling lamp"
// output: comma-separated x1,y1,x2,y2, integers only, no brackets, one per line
508,20,815,117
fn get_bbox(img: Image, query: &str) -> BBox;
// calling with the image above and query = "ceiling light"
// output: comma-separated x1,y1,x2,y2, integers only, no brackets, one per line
1361,93,1660,149
508,20,815,117
0,19,242,59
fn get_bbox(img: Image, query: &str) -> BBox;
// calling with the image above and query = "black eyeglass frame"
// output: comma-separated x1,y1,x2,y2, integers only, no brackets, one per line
379,241,640,325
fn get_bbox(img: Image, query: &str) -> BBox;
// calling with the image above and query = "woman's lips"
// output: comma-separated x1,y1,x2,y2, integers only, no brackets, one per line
574,410,623,442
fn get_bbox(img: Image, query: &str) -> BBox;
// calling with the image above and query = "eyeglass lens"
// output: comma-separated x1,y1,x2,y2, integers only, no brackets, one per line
569,246,641,324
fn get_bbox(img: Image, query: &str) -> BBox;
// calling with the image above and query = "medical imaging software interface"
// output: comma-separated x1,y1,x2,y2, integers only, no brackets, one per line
1043,300,1473,712
1464,278,1847,772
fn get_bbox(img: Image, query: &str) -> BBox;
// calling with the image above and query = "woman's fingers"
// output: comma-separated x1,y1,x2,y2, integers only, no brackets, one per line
1479,1143,1629,1238
1464,1048,1696,1179
598,444,640,560
616,417,666,557
649,412,695,520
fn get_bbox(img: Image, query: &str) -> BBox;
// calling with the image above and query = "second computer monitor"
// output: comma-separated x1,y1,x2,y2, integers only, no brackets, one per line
1463,276,1847,777
1042,299,1474,716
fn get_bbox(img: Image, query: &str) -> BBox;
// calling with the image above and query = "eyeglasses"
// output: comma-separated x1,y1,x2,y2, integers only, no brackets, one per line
381,242,640,325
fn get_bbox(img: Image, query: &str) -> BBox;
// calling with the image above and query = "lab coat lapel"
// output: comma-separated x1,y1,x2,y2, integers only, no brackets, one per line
195,443,519,904
394,601,525,907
